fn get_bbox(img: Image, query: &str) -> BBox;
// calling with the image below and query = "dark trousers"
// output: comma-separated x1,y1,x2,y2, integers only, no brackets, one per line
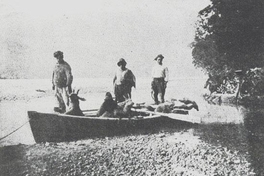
151,78,166,104
114,84,132,103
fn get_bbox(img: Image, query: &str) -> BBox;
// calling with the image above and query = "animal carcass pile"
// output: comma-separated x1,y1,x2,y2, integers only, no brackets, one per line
134,99,199,115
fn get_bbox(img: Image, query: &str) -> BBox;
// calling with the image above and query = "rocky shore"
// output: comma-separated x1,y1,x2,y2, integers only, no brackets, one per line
0,131,255,176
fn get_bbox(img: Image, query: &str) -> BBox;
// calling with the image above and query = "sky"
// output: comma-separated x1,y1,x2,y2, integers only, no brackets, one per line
0,0,210,79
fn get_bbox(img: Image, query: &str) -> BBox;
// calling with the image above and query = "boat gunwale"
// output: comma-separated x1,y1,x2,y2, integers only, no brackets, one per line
27,111,164,121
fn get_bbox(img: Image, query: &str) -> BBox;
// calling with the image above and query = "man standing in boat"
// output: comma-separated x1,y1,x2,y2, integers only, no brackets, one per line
151,54,169,104
113,58,136,103
52,51,73,113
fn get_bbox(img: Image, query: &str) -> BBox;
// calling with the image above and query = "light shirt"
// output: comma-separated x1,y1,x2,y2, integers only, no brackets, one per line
152,63,169,82
52,61,73,87
114,68,136,88
114,68,129,85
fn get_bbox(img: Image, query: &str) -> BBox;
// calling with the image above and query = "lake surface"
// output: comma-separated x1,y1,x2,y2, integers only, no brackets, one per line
1,77,264,174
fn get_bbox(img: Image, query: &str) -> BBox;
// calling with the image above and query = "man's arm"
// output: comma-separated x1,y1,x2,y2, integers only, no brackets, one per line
125,70,136,88
52,71,55,90
131,71,136,88
113,73,117,85
164,67,169,82
64,63,73,86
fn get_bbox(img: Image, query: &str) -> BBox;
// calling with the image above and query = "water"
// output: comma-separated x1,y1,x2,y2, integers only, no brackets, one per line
192,108,264,175
1,77,264,174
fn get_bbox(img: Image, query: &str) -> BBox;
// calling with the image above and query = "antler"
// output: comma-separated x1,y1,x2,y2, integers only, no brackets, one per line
78,96,86,101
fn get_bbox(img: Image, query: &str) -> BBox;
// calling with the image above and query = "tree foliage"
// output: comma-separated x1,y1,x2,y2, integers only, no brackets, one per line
192,0,264,76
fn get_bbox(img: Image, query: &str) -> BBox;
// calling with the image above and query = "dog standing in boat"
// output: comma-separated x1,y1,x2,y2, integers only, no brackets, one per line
98,93,134,118
97,92,117,117
65,89,86,116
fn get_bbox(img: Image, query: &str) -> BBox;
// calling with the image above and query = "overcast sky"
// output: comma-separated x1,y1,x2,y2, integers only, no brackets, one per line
0,0,210,79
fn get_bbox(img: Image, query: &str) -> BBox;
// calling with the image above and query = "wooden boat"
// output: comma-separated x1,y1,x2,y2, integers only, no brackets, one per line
28,109,200,143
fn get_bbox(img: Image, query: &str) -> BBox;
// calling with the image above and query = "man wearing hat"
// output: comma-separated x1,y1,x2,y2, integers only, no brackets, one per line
151,54,169,104
113,58,136,102
52,51,73,113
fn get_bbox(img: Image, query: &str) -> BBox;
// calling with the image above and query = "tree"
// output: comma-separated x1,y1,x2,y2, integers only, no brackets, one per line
192,0,264,76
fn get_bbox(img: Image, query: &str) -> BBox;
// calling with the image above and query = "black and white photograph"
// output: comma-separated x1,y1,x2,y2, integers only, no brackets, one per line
0,0,263,175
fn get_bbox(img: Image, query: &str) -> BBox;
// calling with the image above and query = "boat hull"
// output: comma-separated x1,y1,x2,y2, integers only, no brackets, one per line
28,111,186,143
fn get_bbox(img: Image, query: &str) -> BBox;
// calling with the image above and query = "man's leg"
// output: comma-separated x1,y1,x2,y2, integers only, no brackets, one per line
68,85,72,94
127,87,132,99
114,85,119,102
115,85,125,103
55,87,66,113
123,86,132,99
61,87,69,111
158,93,164,103
156,80,164,104
152,80,159,104
161,82,166,103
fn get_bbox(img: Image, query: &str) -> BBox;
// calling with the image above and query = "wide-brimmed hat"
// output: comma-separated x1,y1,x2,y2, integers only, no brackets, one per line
54,51,63,58
105,92,113,100
117,58,127,66
154,54,164,61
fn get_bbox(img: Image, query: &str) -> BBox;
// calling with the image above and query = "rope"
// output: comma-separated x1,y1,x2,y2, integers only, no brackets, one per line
0,120,30,141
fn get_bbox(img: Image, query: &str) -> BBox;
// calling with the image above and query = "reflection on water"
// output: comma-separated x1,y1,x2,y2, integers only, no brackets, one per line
243,110,264,175
195,107,264,175
200,104,245,124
